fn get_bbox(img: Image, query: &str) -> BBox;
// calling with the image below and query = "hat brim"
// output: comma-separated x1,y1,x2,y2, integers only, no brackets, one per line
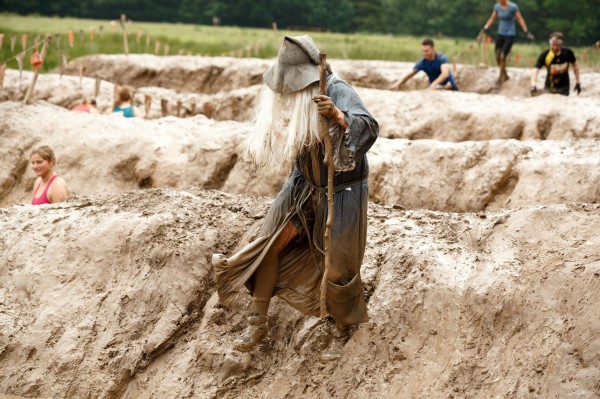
263,61,320,94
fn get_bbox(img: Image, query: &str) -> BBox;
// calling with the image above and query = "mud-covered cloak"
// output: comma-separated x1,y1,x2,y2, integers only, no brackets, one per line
214,75,379,326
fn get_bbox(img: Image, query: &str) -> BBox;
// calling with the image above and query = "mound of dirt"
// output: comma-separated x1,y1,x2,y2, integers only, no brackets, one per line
5,68,599,141
358,88,600,141
0,101,248,207
64,55,600,98
2,102,599,212
0,69,258,121
1,189,599,398
367,139,600,211
64,55,271,94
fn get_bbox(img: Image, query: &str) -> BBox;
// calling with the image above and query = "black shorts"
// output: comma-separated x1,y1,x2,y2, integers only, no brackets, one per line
495,35,514,58
544,84,570,96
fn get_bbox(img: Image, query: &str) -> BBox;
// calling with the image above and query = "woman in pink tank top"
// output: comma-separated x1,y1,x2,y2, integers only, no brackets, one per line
30,145,69,205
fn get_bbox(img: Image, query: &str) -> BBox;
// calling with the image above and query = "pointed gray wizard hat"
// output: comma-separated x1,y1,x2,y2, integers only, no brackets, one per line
263,35,321,94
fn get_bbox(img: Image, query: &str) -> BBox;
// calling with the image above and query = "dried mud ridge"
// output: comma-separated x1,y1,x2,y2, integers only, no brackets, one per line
2,102,600,211
1,188,599,398
3,65,600,141
65,54,600,99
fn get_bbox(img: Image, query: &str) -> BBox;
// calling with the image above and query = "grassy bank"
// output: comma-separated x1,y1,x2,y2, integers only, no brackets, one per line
1,13,599,73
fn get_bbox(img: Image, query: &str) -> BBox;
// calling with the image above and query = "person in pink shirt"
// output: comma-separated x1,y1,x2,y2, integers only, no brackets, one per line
30,145,69,205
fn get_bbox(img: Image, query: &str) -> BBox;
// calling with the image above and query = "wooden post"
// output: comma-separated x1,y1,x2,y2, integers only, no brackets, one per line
24,33,51,104
190,99,196,116
113,83,120,109
318,53,333,319
59,51,67,78
176,100,183,117
15,51,24,79
121,14,129,55
79,65,85,89
0,63,6,93
144,95,152,118
161,99,168,117
95,76,101,98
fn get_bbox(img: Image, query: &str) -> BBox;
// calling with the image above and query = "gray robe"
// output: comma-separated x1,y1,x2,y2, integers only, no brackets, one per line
214,75,379,326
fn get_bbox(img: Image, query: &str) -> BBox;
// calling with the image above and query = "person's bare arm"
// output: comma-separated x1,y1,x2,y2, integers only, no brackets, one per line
515,11,529,34
573,61,580,85
429,64,450,88
389,70,418,90
48,177,69,203
482,11,497,31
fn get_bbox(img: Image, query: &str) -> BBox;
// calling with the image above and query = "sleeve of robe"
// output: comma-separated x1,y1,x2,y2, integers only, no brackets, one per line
326,75,379,172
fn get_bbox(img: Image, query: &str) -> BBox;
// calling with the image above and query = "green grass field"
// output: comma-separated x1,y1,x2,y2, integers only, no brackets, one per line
1,13,599,73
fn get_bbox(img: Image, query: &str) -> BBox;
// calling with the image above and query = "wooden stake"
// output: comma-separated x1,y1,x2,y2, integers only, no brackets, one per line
59,51,68,78
144,95,152,118
95,76,101,98
15,51,24,79
121,14,129,55
79,65,85,89
24,33,51,104
161,99,168,117
0,63,6,93
318,53,333,319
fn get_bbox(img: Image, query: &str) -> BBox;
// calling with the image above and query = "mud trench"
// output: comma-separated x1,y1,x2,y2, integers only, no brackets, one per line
1,55,600,399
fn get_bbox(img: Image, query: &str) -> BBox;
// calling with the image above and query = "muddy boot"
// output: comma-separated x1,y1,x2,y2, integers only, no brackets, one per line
320,324,349,363
233,313,269,352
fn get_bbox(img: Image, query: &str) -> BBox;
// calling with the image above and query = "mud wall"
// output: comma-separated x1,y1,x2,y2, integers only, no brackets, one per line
0,190,599,398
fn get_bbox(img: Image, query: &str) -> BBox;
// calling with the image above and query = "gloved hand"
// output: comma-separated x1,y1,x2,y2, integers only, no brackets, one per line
480,27,488,35
574,83,581,95
526,32,535,40
530,85,537,95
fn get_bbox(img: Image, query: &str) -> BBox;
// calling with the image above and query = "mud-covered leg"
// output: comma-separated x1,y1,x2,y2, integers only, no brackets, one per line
320,321,350,362
233,221,299,352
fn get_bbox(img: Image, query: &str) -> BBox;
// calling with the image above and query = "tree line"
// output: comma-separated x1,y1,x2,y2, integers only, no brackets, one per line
2,0,599,45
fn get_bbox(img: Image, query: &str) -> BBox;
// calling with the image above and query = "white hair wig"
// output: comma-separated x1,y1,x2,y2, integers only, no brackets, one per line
245,83,320,168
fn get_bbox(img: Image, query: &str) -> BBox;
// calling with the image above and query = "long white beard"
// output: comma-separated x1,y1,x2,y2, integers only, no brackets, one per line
245,84,320,168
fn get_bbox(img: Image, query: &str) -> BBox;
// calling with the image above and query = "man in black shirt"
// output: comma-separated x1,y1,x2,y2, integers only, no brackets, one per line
530,32,581,96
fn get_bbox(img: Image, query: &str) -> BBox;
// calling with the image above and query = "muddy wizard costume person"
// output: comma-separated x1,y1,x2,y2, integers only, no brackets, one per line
212,35,378,361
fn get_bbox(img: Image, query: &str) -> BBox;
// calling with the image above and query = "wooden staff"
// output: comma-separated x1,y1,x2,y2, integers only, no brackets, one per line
24,33,51,104
318,53,333,319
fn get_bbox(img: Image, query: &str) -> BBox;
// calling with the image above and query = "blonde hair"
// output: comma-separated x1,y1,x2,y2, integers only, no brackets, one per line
245,83,320,168
30,145,56,164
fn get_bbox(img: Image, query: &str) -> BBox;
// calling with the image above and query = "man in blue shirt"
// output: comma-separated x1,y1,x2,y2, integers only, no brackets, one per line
390,38,458,91
481,0,533,84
